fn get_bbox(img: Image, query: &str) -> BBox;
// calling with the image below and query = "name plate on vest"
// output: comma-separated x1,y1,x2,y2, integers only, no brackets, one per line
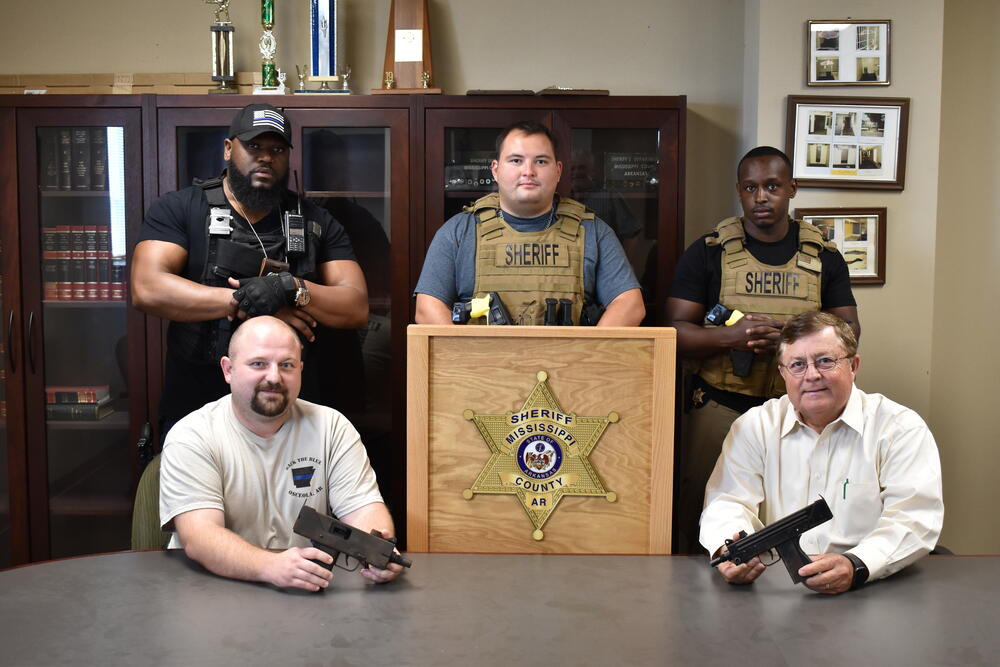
737,270,808,297
497,242,570,267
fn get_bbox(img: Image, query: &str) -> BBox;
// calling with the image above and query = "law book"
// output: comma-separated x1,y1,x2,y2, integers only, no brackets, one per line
110,259,126,301
69,225,86,300
42,225,60,300
39,128,61,191
90,128,107,191
83,224,99,300
55,225,73,300
96,225,111,300
71,127,91,191
46,385,111,404
58,128,72,191
46,395,114,421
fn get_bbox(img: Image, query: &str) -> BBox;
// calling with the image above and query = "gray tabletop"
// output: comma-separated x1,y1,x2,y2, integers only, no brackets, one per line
0,551,996,666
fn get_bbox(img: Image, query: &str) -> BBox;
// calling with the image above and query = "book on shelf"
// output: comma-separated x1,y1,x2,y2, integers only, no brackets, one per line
70,225,86,300
110,259,126,301
46,395,114,421
84,224,99,300
46,385,111,404
71,127,91,191
39,128,61,191
56,225,73,300
58,128,72,191
90,128,108,191
97,226,111,300
42,225,60,300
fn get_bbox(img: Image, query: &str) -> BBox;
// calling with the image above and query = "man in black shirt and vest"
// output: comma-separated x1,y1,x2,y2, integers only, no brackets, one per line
132,103,368,437
667,146,860,553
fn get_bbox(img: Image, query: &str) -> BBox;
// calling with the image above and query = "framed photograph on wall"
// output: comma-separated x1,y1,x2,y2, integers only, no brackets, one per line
795,207,887,285
807,20,890,86
786,95,909,190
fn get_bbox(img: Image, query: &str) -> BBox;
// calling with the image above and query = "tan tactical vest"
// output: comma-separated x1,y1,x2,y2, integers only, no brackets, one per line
698,217,835,397
467,193,590,325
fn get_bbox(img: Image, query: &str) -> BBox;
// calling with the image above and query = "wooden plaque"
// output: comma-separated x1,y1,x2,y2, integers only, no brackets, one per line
407,325,676,554
371,0,441,94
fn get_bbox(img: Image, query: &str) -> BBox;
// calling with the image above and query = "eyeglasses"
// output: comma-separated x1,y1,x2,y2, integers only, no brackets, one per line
779,356,853,377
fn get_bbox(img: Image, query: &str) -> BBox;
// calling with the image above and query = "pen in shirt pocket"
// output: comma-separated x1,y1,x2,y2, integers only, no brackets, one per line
842,477,849,499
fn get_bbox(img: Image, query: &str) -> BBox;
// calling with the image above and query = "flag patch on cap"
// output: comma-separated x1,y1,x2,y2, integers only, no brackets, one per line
252,109,286,133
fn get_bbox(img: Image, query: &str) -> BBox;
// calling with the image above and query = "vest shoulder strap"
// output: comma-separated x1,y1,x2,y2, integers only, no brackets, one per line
197,176,228,207
705,217,744,249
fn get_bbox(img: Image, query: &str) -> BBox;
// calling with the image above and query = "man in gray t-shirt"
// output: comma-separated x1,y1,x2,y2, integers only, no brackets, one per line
160,316,403,591
414,121,644,327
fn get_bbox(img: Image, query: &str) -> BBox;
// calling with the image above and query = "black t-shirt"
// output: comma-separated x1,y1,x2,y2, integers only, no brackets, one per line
669,220,857,309
139,183,358,421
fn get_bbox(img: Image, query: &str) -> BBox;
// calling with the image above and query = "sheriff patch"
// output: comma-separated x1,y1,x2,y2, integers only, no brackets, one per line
496,242,570,267
736,270,807,297
462,370,618,541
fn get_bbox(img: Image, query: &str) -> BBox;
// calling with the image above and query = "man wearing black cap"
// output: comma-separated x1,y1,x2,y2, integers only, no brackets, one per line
132,103,368,436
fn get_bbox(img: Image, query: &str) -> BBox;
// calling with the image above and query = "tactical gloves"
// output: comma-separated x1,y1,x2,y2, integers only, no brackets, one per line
232,272,298,317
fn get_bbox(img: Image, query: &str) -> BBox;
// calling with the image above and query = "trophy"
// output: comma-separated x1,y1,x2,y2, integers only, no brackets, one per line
254,0,280,93
372,0,441,94
300,0,350,94
206,0,236,94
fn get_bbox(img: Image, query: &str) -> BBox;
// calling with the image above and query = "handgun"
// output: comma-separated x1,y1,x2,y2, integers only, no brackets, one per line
487,291,513,325
293,505,412,574
709,497,833,584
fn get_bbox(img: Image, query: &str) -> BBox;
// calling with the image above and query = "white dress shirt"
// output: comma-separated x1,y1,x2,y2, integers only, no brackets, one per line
699,385,943,581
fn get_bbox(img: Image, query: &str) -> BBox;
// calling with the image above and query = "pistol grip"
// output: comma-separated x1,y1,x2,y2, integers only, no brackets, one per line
777,538,813,584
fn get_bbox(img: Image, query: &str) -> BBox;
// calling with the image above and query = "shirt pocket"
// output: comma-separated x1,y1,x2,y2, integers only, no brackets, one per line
829,481,882,544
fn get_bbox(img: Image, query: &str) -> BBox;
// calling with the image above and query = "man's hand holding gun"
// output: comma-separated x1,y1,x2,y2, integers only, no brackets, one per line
709,497,857,594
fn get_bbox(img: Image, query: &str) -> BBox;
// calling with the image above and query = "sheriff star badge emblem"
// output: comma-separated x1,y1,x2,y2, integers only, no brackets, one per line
462,371,618,540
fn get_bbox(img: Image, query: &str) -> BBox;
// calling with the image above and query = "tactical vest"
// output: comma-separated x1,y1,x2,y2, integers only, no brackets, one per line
467,193,590,325
184,176,324,361
698,217,835,398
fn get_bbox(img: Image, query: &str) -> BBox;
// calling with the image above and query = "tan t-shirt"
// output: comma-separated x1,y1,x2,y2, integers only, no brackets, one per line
159,395,384,549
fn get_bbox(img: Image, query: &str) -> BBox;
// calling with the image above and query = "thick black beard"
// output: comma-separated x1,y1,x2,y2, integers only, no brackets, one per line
226,159,289,212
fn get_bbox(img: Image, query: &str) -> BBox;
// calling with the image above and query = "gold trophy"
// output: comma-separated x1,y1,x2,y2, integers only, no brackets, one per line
206,0,236,94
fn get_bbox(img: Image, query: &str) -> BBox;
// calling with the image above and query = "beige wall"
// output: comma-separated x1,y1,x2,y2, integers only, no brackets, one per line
931,0,1000,554
744,0,944,420
3,0,995,552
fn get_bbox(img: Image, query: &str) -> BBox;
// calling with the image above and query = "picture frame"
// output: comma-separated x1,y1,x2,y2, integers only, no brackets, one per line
786,95,909,190
807,20,890,86
795,207,886,285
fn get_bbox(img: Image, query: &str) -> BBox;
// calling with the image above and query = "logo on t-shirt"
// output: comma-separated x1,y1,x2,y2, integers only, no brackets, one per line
286,456,324,498
291,466,315,488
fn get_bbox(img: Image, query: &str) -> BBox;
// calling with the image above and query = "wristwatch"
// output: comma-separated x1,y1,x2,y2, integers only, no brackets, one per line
293,277,311,308
844,552,869,590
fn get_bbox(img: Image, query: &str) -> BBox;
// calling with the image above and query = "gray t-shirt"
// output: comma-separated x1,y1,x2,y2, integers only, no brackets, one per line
159,395,384,549
414,207,641,307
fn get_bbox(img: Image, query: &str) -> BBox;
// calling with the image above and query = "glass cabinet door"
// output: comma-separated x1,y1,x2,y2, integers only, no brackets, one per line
157,106,410,524
555,110,684,325
424,109,549,250
19,108,144,560
291,108,409,521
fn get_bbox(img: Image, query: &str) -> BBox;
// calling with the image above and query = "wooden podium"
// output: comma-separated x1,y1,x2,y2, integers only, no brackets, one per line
407,325,676,554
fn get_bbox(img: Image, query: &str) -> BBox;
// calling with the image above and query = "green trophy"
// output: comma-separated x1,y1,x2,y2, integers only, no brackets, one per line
259,0,278,89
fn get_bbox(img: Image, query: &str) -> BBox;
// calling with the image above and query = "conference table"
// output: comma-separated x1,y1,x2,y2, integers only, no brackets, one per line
1,551,996,666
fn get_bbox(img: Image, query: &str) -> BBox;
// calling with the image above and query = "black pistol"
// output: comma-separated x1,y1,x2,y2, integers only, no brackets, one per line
709,497,833,584
487,291,513,325
293,505,412,574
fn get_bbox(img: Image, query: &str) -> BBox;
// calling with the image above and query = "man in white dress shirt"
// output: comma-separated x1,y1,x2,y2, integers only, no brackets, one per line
700,311,943,594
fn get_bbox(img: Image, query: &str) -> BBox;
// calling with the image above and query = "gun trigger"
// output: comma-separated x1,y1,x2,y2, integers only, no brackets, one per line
341,555,362,572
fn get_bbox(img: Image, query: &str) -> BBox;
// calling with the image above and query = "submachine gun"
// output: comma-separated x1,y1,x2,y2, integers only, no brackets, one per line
709,497,833,584
294,505,413,573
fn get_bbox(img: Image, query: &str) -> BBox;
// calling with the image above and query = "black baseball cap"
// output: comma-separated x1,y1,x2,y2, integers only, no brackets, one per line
228,103,293,147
